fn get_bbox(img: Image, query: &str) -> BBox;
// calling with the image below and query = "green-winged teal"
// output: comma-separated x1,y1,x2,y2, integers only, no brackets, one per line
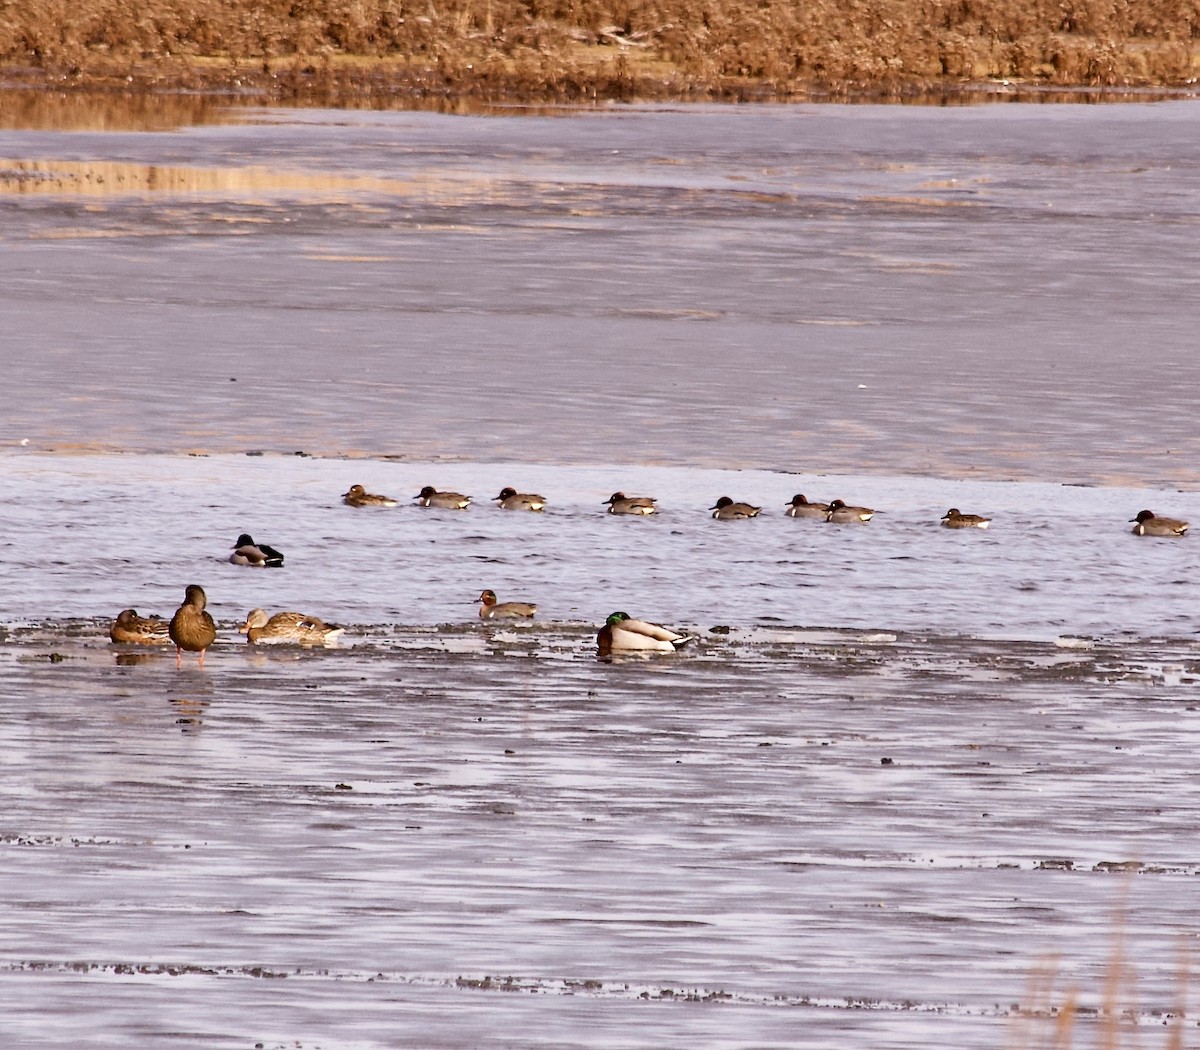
941,508,991,529
826,499,874,524
710,496,761,520
493,487,546,511
343,484,398,507
476,589,537,619
785,494,830,519
604,492,657,515
1130,509,1188,537
415,485,471,510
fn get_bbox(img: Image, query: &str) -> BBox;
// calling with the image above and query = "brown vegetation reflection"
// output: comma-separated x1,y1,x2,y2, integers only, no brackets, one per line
0,0,1198,103
0,88,232,131
0,157,507,203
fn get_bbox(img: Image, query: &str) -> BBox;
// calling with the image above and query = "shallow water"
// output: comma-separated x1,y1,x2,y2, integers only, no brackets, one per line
2,99,1200,1049
1,452,1198,642
2,451,1199,1049
3,101,1200,484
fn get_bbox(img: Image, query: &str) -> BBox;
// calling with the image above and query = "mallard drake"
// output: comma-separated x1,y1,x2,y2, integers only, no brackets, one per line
415,485,471,510
109,609,171,645
1130,509,1189,537
239,608,345,646
710,496,761,520
230,533,284,567
475,589,537,619
604,492,657,515
597,611,694,656
492,487,546,511
169,584,217,668
825,499,875,524
342,484,398,507
785,494,830,519
941,508,991,529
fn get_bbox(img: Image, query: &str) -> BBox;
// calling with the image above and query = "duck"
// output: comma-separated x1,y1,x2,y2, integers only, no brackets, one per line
825,499,875,524
475,589,537,619
604,492,657,515
710,496,761,520
230,533,284,567
415,485,471,510
169,584,217,668
239,608,345,646
941,508,991,529
785,494,830,519
597,611,695,657
342,484,398,508
109,609,171,645
1130,509,1189,537
492,487,546,511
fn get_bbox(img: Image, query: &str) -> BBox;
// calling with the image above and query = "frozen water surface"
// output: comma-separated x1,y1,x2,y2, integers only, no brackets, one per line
1,99,1200,1049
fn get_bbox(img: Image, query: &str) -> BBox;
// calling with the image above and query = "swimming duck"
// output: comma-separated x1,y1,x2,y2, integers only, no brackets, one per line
941,508,991,529
239,608,345,646
475,589,537,619
342,484,398,508
710,496,761,520
415,485,472,510
492,487,546,512
604,492,657,515
785,494,830,519
1130,509,1189,537
825,499,875,524
109,609,171,645
169,584,217,668
230,533,284,567
597,611,695,657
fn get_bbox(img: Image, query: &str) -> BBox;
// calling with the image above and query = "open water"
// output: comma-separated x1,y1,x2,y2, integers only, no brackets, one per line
1,97,1199,1050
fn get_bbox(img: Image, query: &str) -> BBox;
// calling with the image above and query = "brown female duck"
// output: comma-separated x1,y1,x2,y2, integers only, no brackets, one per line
110,609,171,645
169,584,218,668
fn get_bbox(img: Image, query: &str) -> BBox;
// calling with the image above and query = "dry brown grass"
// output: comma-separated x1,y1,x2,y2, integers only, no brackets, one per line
1011,890,1191,1050
0,0,1197,101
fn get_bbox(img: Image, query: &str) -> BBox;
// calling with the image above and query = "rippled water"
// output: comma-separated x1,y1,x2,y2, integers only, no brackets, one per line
2,99,1200,1049
0,452,1198,641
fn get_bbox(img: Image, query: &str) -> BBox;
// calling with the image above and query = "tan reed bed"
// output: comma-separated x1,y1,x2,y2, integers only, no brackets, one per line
1011,893,1190,1050
0,0,1198,103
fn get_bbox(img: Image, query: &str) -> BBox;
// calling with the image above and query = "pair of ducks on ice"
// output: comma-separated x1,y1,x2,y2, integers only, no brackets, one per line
472,591,694,656
111,586,344,665
476,590,691,655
